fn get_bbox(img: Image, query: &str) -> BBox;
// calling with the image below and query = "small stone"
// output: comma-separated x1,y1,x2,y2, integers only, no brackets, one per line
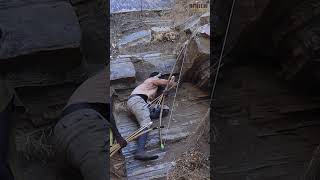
197,24,210,37
200,12,210,26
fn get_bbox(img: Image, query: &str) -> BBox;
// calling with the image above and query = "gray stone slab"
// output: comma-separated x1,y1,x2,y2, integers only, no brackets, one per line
0,1,81,60
111,0,174,14
110,58,136,82
118,30,151,48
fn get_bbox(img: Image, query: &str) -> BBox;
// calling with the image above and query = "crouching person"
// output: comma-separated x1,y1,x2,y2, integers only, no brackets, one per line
53,68,126,180
127,72,177,161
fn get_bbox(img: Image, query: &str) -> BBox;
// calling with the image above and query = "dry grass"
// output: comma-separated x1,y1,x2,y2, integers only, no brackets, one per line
16,126,55,161
168,149,210,180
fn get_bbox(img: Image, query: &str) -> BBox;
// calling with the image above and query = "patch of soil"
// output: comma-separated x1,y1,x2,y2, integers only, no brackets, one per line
167,110,210,180
168,148,210,180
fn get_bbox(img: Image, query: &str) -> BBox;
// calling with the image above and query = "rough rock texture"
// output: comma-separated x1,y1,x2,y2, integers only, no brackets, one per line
213,65,320,180
214,0,320,83
0,1,81,61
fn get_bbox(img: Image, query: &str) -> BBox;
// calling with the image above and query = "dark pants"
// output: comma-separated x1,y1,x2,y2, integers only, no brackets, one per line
53,108,109,180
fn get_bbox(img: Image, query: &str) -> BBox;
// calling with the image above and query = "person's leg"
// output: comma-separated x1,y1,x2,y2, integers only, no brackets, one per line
54,109,109,180
0,99,14,180
127,97,158,161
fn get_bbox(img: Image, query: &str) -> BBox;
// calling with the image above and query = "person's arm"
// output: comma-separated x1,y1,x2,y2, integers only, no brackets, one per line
152,76,177,87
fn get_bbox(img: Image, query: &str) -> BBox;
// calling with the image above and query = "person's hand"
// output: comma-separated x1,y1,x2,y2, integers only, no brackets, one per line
163,90,169,96
117,137,128,148
169,76,177,87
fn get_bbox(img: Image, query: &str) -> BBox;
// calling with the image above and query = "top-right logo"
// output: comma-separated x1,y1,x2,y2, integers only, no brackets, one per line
189,2,209,13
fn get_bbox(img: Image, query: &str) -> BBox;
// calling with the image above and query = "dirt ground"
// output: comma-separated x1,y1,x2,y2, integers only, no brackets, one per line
167,110,210,180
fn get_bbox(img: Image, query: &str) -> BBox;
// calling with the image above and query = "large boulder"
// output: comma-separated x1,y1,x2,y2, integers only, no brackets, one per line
181,24,210,89
110,58,136,83
132,52,178,81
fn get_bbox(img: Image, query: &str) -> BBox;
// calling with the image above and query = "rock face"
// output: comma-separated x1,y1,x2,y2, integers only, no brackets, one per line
214,0,320,83
0,1,81,62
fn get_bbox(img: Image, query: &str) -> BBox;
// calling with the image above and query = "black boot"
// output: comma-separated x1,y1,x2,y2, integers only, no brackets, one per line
134,132,158,161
